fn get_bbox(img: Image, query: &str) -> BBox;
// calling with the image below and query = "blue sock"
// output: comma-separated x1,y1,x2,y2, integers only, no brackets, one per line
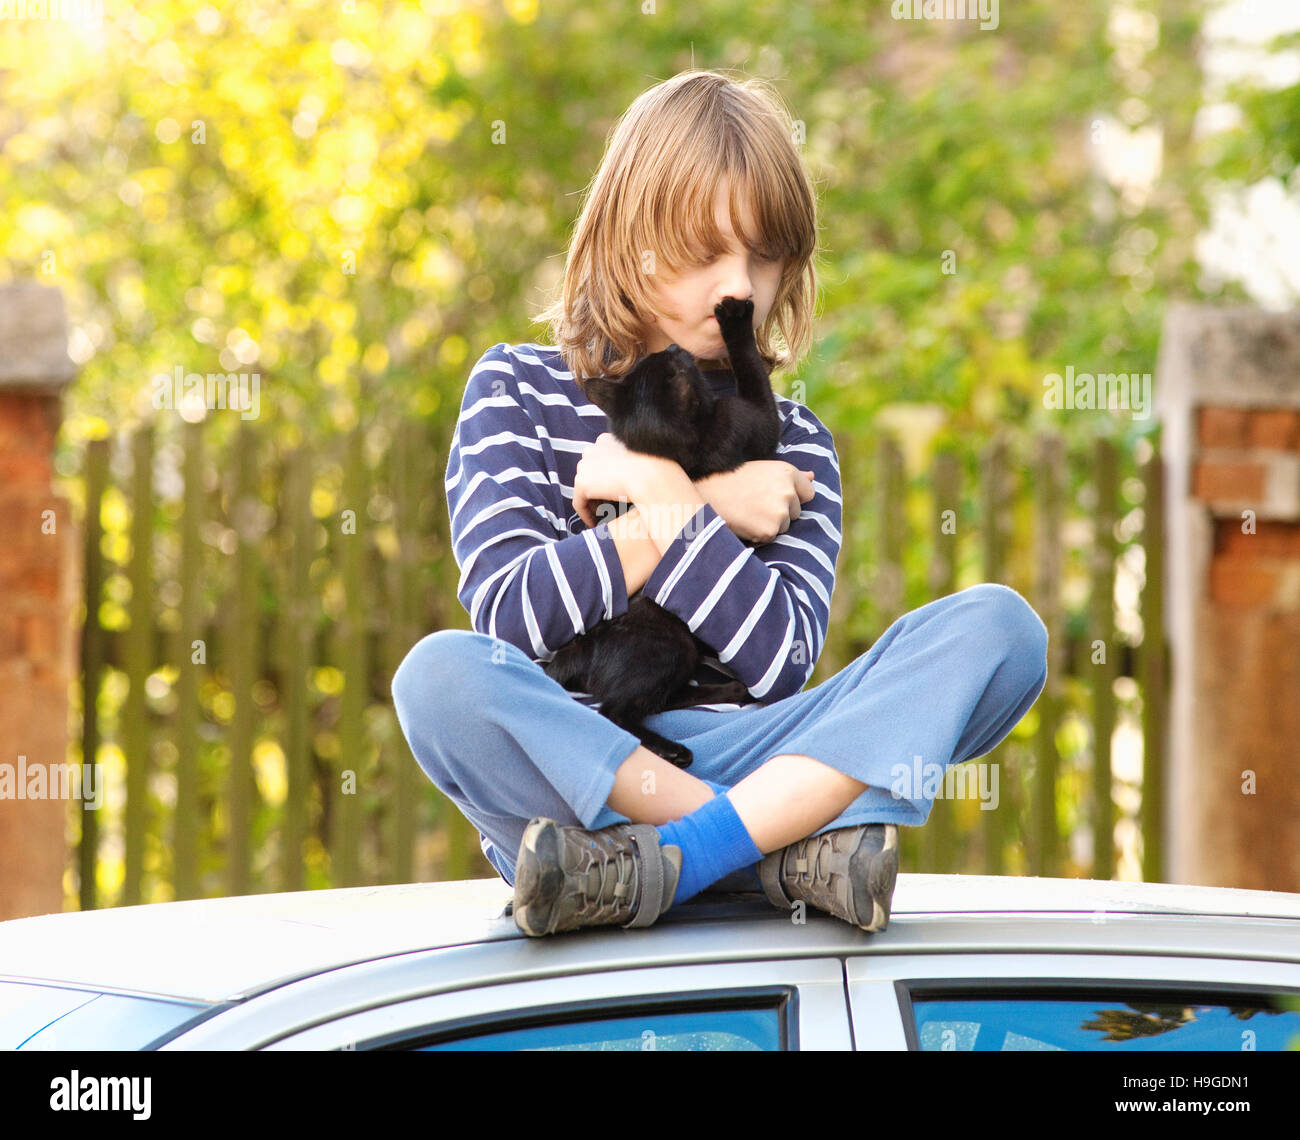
656,792,764,907
699,779,761,890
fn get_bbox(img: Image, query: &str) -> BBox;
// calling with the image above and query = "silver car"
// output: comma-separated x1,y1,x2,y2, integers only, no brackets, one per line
1,874,1298,1051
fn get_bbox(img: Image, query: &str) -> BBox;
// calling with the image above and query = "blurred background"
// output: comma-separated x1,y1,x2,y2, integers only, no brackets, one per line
1,0,1298,912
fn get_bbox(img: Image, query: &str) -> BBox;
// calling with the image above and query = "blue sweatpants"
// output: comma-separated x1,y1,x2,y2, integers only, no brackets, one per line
391,582,1049,887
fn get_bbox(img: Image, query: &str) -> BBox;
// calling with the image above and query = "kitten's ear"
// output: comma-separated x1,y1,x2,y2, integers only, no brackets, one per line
664,348,705,414
581,376,621,415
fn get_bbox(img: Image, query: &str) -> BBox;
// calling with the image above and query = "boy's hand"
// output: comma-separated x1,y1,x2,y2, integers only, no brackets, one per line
573,433,666,528
696,461,815,545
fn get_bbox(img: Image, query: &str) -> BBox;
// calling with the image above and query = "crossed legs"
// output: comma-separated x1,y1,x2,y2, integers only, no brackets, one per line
606,743,867,853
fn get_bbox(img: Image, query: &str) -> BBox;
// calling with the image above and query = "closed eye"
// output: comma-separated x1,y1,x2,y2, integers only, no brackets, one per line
698,249,780,266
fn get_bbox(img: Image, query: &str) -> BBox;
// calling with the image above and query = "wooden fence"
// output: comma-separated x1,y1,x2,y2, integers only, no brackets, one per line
69,415,1168,907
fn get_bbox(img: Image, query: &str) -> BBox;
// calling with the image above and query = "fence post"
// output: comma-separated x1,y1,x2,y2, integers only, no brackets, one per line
1031,431,1065,876
1139,434,1167,882
924,450,960,873
277,443,315,891
172,418,204,899
78,438,109,910
979,433,1009,875
223,423,261,895
1090,435,1119,879
393,418,420,881
334,425,368,886
121,423,155,906
875,434,905,624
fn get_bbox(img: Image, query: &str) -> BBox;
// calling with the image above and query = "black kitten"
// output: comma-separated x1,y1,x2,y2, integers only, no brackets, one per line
543,296,783,767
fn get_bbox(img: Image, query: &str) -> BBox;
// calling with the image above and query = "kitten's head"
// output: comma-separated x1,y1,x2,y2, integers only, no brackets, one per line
582,344,711,464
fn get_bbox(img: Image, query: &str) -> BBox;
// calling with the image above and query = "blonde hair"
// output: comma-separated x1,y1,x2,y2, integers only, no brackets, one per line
532,69,822,388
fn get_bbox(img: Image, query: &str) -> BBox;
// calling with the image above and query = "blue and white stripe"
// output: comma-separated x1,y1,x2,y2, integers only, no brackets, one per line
444,343,844,711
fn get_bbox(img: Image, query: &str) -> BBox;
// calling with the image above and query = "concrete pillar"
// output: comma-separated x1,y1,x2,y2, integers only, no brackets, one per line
1155,302,1300,892
0,282,80,920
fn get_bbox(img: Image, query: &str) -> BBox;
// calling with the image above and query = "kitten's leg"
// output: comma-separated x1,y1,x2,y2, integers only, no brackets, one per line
659,679,752,710
594,684,696,768
596,689,695,767
632,727,694,768
714,296,776,412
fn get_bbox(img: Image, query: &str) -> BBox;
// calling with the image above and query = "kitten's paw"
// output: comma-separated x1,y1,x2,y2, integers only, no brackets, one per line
714,296,754,332
647,736,693,768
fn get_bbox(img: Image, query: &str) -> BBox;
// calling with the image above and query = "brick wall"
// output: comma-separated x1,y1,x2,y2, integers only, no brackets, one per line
1156,304,1300,893
1194,408,1300,609
0,284,78,921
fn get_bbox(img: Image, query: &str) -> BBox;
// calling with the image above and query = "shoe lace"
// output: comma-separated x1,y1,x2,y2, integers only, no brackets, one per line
790,833,837,892
575,838,639,921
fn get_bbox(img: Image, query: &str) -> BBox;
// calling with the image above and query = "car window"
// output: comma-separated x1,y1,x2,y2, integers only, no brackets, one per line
248,959,847,1052
0,981,209,1051
416,1005,781,1051
909,992,1300,1051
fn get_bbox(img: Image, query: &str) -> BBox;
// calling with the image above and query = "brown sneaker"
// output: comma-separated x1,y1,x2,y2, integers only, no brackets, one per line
759,823,898,933
512,817,682,937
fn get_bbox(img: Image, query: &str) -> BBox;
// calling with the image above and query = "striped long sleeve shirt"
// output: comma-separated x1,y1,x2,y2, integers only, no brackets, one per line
444,342,843,712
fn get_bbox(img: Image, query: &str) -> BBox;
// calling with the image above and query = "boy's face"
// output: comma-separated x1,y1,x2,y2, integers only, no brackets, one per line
641,176,786,369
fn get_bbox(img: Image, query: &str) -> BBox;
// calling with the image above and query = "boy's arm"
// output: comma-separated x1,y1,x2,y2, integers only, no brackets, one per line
449,347,719,652
625,407,843,703
448,348,639,658
604,508,660,598
448,344,839,695
606,465,709,597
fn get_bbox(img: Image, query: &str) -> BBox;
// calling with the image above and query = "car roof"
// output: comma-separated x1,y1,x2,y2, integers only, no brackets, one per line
0,874,1297,1005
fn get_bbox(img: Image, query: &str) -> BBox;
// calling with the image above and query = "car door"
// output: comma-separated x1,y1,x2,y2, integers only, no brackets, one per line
259,957,853,1051
845,952,1300,1051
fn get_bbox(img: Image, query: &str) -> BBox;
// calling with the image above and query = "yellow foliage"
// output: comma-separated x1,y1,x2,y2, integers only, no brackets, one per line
133,167,175,194
505,0,540,24
14,203,68,245
317,356,347,387
328,299,357,334
312,666,345,696
438,334,469,369
141,196,168,224
332,401,358,432
220,137,250,172
416,241,460,289
400,316,430,350
333,334,360,364
374,524,400,561
212,690,235,724
100,486,129,533
280,231,311,262
311,484,337,518
253,740,287,807
98,856,125,899
4,133,40,163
